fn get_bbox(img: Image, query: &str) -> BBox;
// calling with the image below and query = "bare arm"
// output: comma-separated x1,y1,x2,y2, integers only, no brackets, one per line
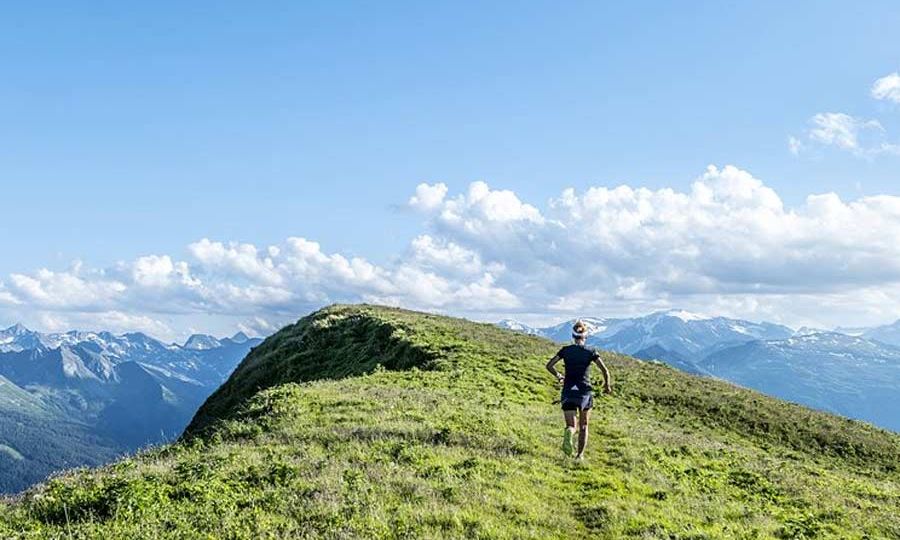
545,355,564,383
593,356,612,393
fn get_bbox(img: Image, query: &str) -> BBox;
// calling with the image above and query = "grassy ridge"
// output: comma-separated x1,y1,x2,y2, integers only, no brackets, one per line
1,304,898,539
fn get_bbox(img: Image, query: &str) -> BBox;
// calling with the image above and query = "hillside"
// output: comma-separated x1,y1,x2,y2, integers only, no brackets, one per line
0,376,120,494
1,305,899,539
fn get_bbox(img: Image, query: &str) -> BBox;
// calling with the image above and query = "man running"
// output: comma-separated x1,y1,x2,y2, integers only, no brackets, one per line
545,320,612,460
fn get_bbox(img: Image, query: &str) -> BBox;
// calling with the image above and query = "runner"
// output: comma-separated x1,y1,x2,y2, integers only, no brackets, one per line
545,320,612,459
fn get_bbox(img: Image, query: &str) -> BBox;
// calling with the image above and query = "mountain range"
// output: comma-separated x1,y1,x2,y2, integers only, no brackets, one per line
0,324,262,493
498,310,900,432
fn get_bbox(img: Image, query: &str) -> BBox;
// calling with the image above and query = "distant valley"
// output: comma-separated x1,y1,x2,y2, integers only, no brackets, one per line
0,324,262,493
499,311,900,432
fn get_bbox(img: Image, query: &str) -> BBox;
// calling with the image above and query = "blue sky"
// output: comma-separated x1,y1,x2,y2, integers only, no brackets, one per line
2,2,900,339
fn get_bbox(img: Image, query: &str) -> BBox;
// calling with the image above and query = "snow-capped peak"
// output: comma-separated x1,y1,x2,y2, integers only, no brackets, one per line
3,323,30,336
183,334,223,351
660,309,709,322
497,319,541,335
498,318,527,330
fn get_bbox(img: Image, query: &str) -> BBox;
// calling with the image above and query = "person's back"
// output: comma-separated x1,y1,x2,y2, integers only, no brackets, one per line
557,343,597,394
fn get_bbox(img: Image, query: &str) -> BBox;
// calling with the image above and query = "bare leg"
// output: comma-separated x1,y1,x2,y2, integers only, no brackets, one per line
564,410,578,438
575,408,591,458
562,410,578,456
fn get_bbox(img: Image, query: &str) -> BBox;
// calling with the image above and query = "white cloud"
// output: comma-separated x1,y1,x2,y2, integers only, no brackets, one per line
792,112,899,158
237,316,275,337
0,229,521,335
5,167,900,334
452,273,520,309
409,235,487,275
7,269,126,309
808,112,882,151
409,168,900,325
408,182,448,211
439,181,544,227
0,280,21,306
790,74,900,158
872,72,900,103
132,255,175,287
188,238,282,286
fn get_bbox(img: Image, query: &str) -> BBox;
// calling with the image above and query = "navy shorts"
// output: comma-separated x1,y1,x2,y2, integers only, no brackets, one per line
561,391,594,411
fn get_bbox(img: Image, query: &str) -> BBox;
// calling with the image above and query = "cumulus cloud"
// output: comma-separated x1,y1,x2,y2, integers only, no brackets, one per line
4,167,900,335
408,182,448,211
434,181,544,226
872,72,900,103
7,268,126,309
0,288,21,306
409,235,488,276
132,255,176,288
0,231,520,339
408,167,900,325
188,239,282,286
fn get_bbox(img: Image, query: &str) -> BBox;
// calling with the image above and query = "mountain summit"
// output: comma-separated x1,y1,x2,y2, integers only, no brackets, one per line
229,331,251,344
2,305,897,538
183,334,223,351
1,323,29,337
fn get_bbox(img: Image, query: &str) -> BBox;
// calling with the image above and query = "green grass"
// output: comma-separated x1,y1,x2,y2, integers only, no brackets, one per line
1,304,898,539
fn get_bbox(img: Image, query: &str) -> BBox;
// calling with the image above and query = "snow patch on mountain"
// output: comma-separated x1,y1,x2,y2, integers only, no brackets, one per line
663,309,709,322
496,319,541,335
183,334,223,351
